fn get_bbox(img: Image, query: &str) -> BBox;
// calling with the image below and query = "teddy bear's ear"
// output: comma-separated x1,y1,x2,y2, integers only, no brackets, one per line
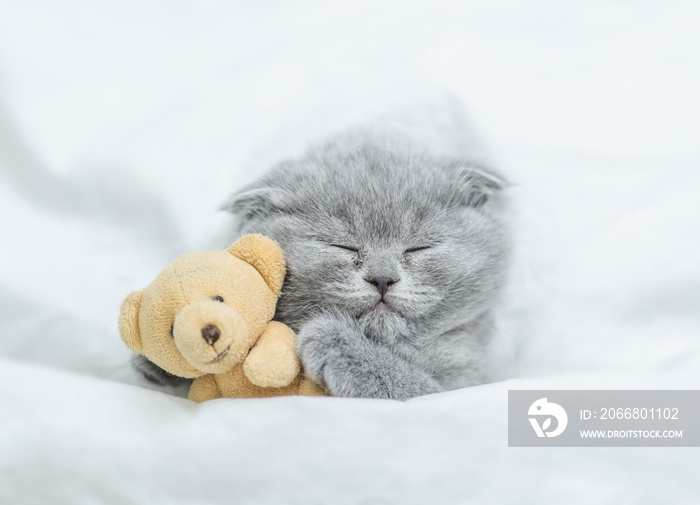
119,290,144,354
227,234,286,296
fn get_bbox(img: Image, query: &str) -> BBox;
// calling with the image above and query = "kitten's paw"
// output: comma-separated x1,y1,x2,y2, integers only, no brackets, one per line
296,313,355,386
296,313,407,399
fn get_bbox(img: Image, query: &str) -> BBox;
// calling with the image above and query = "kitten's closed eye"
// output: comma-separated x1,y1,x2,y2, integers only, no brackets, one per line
404,246,432,254
329,243,363,267
330,244,359,253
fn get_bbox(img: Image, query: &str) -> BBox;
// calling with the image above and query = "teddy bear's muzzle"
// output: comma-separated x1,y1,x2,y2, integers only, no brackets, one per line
173,299,251,374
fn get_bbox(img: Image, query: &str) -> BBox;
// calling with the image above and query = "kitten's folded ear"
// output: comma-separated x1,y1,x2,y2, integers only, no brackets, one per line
452,163,509,209
223,184,290,220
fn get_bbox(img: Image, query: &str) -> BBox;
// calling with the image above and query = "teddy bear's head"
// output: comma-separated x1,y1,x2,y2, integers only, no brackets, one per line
119,234,286,378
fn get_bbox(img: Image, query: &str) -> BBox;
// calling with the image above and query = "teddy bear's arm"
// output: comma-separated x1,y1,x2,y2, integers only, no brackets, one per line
188,374,222,403
242,321,300,388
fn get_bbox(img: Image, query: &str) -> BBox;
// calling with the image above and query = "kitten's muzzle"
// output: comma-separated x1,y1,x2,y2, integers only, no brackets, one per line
366,276,399,299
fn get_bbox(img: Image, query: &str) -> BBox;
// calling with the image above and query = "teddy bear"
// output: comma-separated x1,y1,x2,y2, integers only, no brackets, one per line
118,234,325,402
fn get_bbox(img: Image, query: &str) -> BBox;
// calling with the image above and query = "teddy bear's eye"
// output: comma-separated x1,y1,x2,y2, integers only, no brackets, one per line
212,295,224,303
169,325,174,337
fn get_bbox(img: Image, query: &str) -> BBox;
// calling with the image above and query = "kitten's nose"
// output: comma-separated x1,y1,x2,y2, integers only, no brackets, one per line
201,324,220,345
367,276,398,298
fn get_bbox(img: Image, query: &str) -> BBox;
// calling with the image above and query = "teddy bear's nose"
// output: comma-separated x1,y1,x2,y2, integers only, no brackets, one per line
201,324,220,345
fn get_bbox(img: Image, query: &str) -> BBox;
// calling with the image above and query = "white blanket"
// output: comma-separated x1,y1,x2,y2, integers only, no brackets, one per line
1,2,699,503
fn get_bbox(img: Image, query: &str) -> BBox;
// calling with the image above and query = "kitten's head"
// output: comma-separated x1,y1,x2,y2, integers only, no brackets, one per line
227,134,511,343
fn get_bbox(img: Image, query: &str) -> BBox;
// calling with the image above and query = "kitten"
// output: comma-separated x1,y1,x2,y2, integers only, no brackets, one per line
133,131,511,399
226,131,511,399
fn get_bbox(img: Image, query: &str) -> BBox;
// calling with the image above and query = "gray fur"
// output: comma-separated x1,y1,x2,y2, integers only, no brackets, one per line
226,131,512,399
132,354,192,387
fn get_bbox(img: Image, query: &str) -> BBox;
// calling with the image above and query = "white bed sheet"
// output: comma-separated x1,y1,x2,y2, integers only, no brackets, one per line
1,1,699,504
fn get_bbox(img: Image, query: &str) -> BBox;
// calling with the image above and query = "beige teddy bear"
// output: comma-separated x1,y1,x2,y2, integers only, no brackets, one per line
119,234,324,402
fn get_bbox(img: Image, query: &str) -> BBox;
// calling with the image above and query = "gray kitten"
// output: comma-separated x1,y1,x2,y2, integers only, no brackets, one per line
134,131,511,399
227,132,511,399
